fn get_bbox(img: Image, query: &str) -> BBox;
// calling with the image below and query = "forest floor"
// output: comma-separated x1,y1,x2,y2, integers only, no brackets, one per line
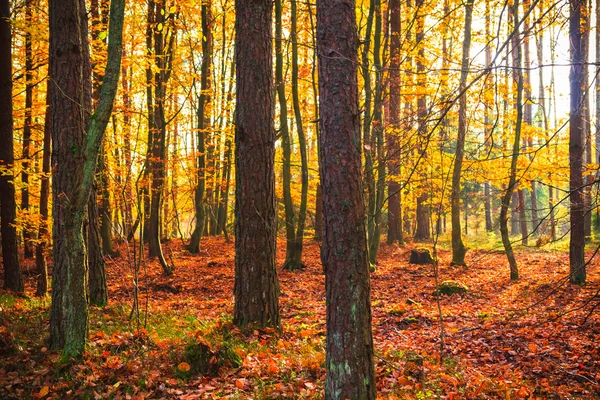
1,237,600,399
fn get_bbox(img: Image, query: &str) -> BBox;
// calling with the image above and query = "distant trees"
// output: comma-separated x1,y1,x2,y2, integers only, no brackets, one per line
233,0,280,329
316,0,376,396
0,0,23,293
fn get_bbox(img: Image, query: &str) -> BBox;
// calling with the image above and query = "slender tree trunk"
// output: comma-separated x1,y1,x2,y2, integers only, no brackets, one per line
595,0,600,231
369,0,385,264
414,0,430,240
499,0,523,280
0,0,23,292
275,0,295,267
582,4,592,239
307,3,323,243
570,0,586,284
147,0,174,275
233,0,280,328
87,0,109,306
189,2,212,254
21,0,35,259
387,0,402,244
284,0,309,270
88,187,108,306
36,83,52,297
450,0,474,266
484,0,494,232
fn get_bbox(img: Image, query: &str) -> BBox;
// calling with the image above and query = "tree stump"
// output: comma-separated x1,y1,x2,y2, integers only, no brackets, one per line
409,248,433,265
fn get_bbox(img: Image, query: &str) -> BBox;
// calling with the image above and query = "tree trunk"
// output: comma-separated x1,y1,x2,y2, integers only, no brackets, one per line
49,0,125,356
450,0,474,266
36,83,52,297
0,0,23,292
285,0,309,270
316,0,376,396
233,0,280,329
499,0,523,281
596,0,600,232
21,0,35,259
387,0,402,244
275,0,295,267
414,0,430,241
87,187,108,306
369,0,385,265
189,1,212,254
570,0,586,284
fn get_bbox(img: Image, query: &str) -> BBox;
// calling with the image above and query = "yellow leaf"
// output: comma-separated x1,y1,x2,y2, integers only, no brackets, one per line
38,386,49,398
157,23,163,32
177,361,191,372
169,6,177,14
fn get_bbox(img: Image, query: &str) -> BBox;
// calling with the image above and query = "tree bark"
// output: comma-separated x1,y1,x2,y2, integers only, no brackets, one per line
49,0,125,356
284,0,309,270
275,0,295,267
414,0,430,241
189,1,212,254
387,0,402,245
316,0,376,396
21,0,35,259
36,83,52,297
0,0,23,292
569,0,586,284
450,0,473,267
499,0,523,281
233,0,280,329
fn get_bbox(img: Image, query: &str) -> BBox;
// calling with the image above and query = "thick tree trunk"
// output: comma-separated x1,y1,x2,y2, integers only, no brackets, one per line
233,0,280,328
49,0,124,356
450,0,473,266
570,0,586,284
316,0,376,396
0,0,23,292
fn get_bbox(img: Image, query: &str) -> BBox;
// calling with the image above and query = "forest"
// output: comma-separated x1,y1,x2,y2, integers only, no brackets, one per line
0,0,599,398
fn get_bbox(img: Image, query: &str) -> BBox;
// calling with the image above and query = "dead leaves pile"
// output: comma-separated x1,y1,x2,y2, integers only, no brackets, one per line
0,237,599,398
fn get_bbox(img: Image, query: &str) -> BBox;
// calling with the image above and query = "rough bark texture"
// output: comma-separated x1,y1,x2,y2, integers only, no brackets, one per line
49,0,92,354
233,0,280,329
316,0,376,396
0,0,24,293
570,0,586,284
49,0,124,355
